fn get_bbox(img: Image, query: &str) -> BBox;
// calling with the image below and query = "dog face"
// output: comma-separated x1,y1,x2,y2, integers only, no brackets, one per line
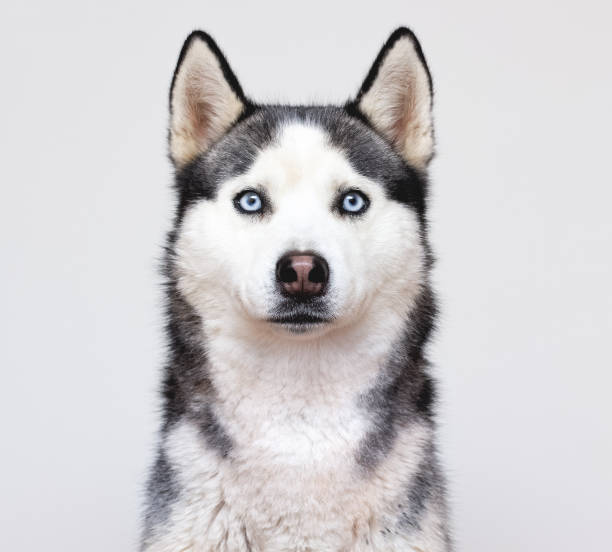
168,30,434,338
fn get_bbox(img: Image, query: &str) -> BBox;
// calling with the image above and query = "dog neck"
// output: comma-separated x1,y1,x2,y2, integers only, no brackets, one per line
200,306,409,417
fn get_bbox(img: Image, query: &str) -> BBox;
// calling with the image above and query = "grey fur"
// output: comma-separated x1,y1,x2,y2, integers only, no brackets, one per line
193,404,232,458
399,445,452,548
141,450,179,546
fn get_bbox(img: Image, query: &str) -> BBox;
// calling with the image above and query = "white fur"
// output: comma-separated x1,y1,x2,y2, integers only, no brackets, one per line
145,123,444,550
146,419,433,551
175,123,424,333
358,36,434,169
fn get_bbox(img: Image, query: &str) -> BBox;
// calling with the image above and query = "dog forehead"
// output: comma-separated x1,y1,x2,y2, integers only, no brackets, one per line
246,122,359,189
190,106,425,215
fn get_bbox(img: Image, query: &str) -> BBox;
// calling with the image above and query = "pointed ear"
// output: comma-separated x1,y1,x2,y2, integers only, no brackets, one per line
169,31,247,168
353,28,434,169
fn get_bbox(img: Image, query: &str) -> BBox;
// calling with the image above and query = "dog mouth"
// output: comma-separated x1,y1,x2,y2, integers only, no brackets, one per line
269,313,331,325
267,300,333,332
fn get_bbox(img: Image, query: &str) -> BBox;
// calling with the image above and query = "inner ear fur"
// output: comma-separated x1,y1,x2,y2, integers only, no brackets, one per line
353,27,434,169
169,31,248,168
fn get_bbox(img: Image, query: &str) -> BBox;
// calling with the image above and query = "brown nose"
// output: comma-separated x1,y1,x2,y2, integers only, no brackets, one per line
276,253,329,297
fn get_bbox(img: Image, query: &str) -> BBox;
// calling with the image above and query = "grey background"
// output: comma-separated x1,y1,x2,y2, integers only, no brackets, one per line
1,1,611,550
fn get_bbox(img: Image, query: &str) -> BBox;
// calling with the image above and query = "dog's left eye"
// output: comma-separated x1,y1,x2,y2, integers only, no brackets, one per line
235,190,263,214
339,190,369,215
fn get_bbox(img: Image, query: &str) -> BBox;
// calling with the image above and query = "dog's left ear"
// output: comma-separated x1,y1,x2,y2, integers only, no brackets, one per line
352,28,434,169
169,31,248,168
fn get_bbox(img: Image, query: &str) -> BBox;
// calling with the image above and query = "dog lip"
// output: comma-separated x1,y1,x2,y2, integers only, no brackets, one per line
268,313,331,325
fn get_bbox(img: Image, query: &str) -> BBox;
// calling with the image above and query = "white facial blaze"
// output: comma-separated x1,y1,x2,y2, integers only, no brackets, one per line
175,122,425,341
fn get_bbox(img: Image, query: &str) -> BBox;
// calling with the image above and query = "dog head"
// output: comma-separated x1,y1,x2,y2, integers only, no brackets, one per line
168,29,434,338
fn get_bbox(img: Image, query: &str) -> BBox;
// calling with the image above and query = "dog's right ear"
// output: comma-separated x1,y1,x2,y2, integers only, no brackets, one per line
169,31,247,168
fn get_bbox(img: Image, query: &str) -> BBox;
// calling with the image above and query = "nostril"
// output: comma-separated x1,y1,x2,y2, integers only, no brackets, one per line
277,257,298,284
308,257,329,284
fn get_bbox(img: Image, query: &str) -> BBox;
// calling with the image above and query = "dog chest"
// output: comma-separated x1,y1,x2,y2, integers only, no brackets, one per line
159,417,426,551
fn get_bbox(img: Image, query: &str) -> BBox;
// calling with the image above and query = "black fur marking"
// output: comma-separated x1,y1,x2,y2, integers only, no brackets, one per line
172,109,276,221
355,287,438,471
323,109,428,218
356,364,436,472
416,373,436,417
160,284,208,429
197,404,233,458
159,280,234,460
401,461,435,530
141,449,179,547
398,444,452,548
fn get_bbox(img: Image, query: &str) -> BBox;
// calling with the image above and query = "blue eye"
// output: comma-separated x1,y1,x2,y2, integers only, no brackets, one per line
340,190,368,215
236,190,263,213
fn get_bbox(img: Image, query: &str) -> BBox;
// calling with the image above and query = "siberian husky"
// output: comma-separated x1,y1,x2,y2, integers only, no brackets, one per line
141,27,451,551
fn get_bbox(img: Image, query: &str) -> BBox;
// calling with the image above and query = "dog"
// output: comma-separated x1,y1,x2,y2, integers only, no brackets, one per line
141,27,451,551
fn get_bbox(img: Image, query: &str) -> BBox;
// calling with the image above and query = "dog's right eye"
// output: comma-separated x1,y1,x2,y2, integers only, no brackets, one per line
234,190,264,214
